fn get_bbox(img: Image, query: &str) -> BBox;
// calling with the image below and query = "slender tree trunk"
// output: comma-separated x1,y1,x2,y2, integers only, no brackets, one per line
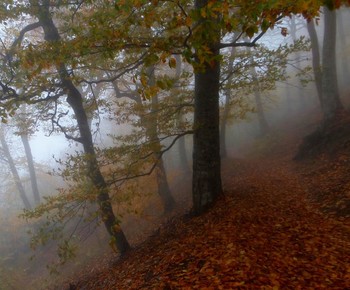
177,115,190,173
192,0,223,215
220,95,230,158
220,46,236,158
337,10,350,91
37,1,130,254
174,54,190,172
20,133,40,205
321,7,344,123
253,86,269,136
0,128,31,209
245,42,269,136
307,19,323,106
290,16,305,106
145,66,175,213
250,64,269,136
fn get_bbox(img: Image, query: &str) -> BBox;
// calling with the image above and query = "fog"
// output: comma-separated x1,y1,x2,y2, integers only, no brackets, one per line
0,7,349,290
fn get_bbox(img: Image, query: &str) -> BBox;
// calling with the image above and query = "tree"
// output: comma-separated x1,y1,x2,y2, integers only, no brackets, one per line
1,0,341,258
336,8,350,92
38,1,130,254
307,18,323,106
220,45,237,158
0,125,31,209
191,0,223,214
246,43,270,136
295,3,350,160
15,105,40,206
111,65,177,213
174,55,191,173
321,6,344,122
0,0,131,255
290,16,307,106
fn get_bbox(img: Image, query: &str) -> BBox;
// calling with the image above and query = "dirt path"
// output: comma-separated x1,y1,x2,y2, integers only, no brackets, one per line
74,154,350,289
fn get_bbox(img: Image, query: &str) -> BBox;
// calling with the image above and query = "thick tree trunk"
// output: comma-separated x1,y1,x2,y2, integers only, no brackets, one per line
192,0,223,215
37,1,130,254
20,134,40,205
307,19,323,106
0,128,31,209
193,64,222,214
321,7,344,123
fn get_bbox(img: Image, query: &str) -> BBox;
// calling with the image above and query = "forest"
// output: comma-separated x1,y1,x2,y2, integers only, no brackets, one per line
0,0,349,289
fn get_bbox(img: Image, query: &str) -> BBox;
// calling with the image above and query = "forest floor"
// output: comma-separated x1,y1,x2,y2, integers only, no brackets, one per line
68,116,350,290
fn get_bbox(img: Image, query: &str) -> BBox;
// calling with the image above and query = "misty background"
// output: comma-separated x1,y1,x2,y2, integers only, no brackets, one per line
0,7,349,290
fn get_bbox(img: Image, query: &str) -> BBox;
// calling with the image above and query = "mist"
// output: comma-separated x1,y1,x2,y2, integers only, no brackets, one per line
0,5,349,290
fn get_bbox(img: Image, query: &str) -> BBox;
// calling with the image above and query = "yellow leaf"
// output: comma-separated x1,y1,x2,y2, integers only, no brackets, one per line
168,57,177,68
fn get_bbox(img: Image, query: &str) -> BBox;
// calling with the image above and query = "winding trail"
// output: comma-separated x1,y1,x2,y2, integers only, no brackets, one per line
75,153,350,289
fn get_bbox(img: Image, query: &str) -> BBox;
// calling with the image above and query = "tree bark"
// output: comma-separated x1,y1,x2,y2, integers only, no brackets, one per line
174,54,190,172
177,118,190,172
36,0,130,254
243,38,269,136
307,19,323,106
321,7,344,123
337,10,350,91
290,16,305,106
145,66,175,213
20,133,40,205
220,95,230,158
0,127,31,209
192,0,223,215
248,55,269,136
220,46,236,158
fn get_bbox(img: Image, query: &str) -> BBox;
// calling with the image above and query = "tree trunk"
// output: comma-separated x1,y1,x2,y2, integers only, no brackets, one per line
253,87,269,136
37,1,130,254
20,133,40,205
177,115,190,173
246,43,269,136
220,46,236,158
0,127,31,209
290,16,305,107
337,10,350,91
174,54,190,172
321,7,344,123
192,0,223,215
250,64,269,136
307,19,323,106
145,66,175,213
220,93,231,158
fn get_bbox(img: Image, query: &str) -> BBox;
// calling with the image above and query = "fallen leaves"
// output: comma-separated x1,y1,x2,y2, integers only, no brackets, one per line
71,153,350,290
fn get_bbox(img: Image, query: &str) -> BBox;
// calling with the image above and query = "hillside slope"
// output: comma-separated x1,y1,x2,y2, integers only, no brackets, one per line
67,129,350,289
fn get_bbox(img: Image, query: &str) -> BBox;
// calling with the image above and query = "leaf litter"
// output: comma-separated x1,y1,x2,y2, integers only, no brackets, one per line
68,139,350,290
